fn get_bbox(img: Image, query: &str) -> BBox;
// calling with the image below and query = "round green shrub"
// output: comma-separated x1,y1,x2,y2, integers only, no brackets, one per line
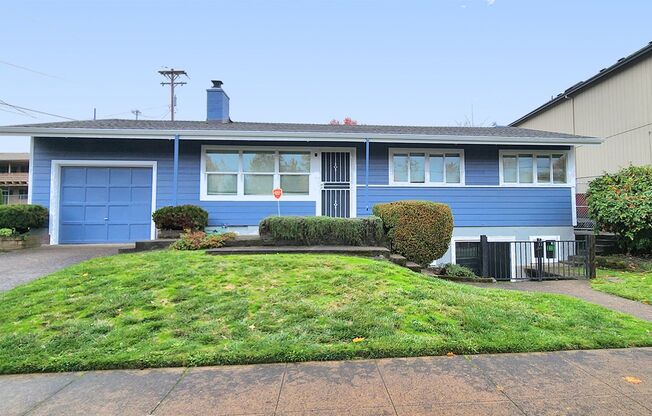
373,200,453,266
587,166,652,254
0,204,48,234
152,205,209,231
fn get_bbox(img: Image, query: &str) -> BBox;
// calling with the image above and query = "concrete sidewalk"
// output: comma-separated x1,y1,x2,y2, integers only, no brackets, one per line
468,280,652,322
2,348,651,415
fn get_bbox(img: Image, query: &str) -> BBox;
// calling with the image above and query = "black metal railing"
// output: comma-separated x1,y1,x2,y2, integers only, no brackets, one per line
479,235,596,281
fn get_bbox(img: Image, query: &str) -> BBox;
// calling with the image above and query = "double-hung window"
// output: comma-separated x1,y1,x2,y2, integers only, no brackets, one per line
501,151,568,185
390,149,464,185
204,148,311,198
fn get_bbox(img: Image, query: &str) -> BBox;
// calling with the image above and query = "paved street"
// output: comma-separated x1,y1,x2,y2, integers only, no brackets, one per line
1,348,650,415
0,245,127,291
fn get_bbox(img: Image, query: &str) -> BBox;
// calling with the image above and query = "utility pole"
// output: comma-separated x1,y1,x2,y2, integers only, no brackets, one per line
158,68,188,121
131,109,142,120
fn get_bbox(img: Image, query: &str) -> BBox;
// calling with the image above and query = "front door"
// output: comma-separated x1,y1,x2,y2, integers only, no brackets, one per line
321,151,351,217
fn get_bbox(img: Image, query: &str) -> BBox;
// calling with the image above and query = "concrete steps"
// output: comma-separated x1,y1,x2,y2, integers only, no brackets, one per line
389,254,407,266
206,245,391,257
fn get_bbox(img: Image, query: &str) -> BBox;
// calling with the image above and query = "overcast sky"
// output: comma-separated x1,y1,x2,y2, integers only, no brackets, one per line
1,0,651,152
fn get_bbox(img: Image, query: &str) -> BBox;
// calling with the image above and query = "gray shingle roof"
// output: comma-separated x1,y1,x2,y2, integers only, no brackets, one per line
7,119,589,139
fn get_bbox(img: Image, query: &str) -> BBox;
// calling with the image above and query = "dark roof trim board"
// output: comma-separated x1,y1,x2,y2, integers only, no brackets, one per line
0,119,602,146
511,41,652,126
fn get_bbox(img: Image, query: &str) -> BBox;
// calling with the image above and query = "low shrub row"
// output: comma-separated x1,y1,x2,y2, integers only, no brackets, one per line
0,204,48,234
373,200,453,266
259,216,385,246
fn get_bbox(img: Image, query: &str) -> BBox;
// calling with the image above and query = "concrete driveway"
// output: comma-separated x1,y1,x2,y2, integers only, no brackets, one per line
0,245,128,292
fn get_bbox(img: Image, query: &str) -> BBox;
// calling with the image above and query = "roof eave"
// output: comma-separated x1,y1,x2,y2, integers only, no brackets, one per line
0,126,604,146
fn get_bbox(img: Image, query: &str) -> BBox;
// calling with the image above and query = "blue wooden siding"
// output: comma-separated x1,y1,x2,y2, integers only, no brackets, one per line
32,138,316,226
32,138,572,227
356,186,572,226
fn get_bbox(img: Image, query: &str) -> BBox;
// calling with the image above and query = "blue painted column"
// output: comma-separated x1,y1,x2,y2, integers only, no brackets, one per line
365,139,370,212
172,134,180,206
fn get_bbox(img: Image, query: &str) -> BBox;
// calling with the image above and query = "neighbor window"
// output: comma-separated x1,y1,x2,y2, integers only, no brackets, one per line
501,152,567,185
391,150,463,185
204,149,311,197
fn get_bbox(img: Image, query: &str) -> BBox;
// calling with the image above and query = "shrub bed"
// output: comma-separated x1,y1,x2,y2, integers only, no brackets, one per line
373,200,453,266
0,204,48,234
438,263,478,278
587,166,652,254
152,205,208,231
259,216,385,246
171,230,236,250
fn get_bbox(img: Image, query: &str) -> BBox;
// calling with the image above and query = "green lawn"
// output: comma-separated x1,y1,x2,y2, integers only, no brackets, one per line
1,252,651,374
592,256,652,304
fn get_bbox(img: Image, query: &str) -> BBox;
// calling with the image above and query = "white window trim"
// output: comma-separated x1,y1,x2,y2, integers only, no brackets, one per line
200,145,358,218
450,235,516,279
200,145,318,202
498,149,572,187
49,160,158,245
388,148,465,186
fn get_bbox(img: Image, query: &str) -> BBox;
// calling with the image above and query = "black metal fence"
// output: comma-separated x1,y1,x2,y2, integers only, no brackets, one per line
478,235,596,281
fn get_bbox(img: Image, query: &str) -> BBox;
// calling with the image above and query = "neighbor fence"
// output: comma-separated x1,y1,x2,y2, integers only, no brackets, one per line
477,235,596,281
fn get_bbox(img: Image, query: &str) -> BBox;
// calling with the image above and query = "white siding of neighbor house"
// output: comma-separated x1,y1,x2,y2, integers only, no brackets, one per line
515,53,652,192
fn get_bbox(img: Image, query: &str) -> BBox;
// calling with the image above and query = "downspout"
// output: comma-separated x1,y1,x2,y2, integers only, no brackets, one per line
365,138,370,213
172,134,180,206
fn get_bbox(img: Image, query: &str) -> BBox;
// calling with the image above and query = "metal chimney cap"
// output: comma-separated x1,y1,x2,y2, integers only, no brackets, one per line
211,80,223,88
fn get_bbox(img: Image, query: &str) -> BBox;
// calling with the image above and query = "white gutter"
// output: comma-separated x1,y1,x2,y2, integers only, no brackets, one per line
0,126,604,146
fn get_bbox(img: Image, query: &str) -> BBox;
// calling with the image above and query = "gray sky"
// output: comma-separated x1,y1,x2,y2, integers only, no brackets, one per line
2,0,651,152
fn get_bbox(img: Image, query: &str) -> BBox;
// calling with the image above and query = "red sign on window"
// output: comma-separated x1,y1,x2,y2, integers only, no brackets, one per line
273,188,283,199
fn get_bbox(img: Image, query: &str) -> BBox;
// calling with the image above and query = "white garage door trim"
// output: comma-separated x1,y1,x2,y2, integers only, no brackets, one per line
49,160,158,245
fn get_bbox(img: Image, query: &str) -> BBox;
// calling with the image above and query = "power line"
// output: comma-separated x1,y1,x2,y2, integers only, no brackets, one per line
0,107,33,117
0,99,37,119
0,60,67,81
0,100,75,120
158,68,188,121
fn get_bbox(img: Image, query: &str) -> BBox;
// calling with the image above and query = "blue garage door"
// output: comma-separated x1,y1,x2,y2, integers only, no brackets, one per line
59,166,153,243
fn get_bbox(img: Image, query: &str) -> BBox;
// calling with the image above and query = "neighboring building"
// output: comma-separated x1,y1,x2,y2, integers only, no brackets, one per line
0,80,601,275
0,153,29,205
511,41,652,195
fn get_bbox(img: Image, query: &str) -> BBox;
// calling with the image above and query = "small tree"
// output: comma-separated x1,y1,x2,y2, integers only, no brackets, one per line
587,166,652,254
329,117,358,125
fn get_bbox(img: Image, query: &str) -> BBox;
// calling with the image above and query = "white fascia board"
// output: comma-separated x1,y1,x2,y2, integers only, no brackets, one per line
0,126,605,146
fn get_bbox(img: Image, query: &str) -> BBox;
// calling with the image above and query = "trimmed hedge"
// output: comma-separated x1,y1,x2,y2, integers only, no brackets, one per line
259,216,385,246
373,200,453,266
0,204,48,234
152,205,209,231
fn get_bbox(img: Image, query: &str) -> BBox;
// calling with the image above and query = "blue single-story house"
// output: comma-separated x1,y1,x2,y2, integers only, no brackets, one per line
0,80,602,266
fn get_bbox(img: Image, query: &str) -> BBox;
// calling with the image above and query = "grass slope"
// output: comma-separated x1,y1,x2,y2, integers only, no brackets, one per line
1,252,651,374
592,269,652,304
